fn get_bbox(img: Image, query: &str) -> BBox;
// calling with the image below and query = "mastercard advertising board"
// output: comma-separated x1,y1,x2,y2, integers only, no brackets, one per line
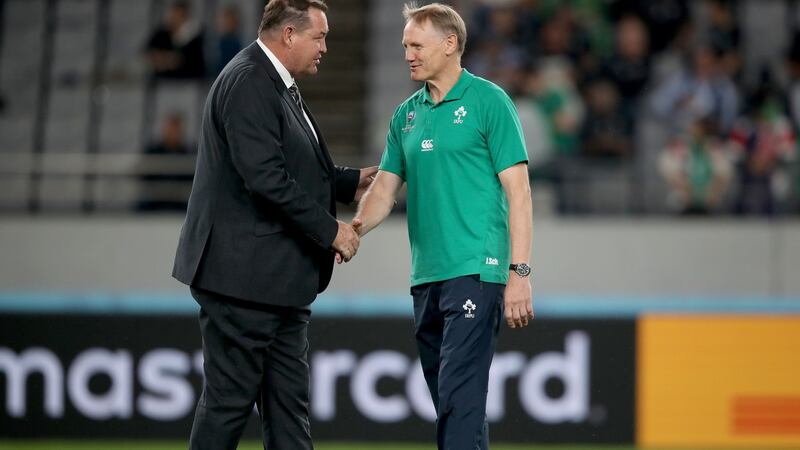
637,315,800,448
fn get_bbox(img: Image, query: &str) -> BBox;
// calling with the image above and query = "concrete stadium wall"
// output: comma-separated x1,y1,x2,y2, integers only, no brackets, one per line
1,216,798,297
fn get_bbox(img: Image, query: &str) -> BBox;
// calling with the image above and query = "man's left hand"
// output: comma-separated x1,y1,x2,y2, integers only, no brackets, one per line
504,275,533,329
354,166,379,202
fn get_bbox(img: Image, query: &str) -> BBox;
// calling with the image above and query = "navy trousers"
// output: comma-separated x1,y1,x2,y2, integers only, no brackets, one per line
411,274,504,450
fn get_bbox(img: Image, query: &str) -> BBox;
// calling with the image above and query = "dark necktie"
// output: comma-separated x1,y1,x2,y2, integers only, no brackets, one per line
288,83,303,110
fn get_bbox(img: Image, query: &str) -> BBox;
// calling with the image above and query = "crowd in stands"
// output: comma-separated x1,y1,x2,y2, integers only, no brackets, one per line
144,1,244,82
133,0,800,217
464,0,800,216
140,1,246,211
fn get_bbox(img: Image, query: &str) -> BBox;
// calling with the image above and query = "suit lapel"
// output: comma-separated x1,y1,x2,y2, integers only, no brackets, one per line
302,101,335,171
280,90,332,174
245,41,332,175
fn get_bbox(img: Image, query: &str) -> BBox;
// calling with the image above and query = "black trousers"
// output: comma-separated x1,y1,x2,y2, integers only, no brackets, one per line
189,287,313,450
411,274,504,450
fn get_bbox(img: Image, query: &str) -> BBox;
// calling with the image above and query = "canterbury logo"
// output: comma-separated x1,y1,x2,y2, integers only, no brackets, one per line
421,139,434,151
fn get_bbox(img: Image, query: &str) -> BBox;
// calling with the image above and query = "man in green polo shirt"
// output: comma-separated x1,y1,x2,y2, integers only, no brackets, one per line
353,3,533,449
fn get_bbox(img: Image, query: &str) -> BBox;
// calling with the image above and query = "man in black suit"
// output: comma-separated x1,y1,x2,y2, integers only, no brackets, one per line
172,1,375,448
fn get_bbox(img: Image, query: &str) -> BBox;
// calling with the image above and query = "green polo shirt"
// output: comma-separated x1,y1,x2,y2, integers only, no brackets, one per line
380,69,528,287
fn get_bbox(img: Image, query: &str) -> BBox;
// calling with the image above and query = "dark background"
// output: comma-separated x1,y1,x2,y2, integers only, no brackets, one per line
0,314,635,443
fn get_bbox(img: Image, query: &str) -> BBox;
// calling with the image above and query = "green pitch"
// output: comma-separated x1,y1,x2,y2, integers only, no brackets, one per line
0,442,638,450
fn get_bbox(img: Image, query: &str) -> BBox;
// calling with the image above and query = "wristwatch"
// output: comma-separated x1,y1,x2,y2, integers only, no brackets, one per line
509,263,531,278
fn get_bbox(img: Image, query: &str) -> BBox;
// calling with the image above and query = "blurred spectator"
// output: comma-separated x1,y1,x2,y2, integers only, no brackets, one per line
469,0,539,52
729,86,796,216
659,119,733,215
466,39,527,94
539,0,615,58
525,61,585,156
515,94,553,175
138,113,195,212
147,113,192,156
580,78,632,159
706,0,739,55
705,0,740,79
466,1,529,92
785,32,800,133
649,19,695,85
215,4,243,75
535,6,595,78
787,40,800,213
612,0,690,53
144,1,205,80
522,62,585,213
651,46,739,136
600,14,650,123
515,0,544,47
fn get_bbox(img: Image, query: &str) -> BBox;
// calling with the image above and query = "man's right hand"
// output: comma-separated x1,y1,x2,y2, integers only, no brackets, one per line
332,220,360,263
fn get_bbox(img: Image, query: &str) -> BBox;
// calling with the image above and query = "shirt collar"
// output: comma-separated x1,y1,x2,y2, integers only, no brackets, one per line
422,68,474,105
256,38,294,89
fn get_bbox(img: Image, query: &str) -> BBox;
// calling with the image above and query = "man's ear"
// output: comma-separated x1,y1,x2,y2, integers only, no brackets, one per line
282,25,295,48
445,33,458,56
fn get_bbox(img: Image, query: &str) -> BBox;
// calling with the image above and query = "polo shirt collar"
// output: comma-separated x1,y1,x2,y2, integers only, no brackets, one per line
422,68,474,105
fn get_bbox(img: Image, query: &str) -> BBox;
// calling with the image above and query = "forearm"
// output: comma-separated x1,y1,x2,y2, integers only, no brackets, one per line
354,172,402,236
507,184,533,264
355,187,395,236
498,163,534,328
499,164,533,264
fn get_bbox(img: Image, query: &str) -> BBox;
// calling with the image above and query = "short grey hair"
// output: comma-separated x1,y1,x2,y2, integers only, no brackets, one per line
403,2,467,55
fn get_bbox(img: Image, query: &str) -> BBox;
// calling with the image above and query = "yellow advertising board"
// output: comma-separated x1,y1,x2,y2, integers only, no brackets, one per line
637,315,800,448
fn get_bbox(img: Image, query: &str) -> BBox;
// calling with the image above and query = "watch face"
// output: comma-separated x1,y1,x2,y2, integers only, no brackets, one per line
515,263,531,277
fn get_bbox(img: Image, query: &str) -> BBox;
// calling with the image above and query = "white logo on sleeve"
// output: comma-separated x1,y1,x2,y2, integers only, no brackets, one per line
420,139,434,151
485,257,499,265
463,299,476,319
453,106,468,124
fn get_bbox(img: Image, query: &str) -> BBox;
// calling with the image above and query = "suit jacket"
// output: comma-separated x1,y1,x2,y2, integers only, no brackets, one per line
172,41,359,307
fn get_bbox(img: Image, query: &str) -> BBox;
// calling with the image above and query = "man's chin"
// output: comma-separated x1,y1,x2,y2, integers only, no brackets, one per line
297,67,319,78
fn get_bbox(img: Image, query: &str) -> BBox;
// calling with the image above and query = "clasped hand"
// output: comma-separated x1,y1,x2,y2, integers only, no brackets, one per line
332,220,360,263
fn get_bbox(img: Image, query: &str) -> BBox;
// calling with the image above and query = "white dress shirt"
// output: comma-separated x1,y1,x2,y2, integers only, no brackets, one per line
256,38,318,142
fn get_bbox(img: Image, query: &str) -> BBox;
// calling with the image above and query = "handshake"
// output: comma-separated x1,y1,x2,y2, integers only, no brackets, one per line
331,165,378,264
331,166,379,264
332,218,363,264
